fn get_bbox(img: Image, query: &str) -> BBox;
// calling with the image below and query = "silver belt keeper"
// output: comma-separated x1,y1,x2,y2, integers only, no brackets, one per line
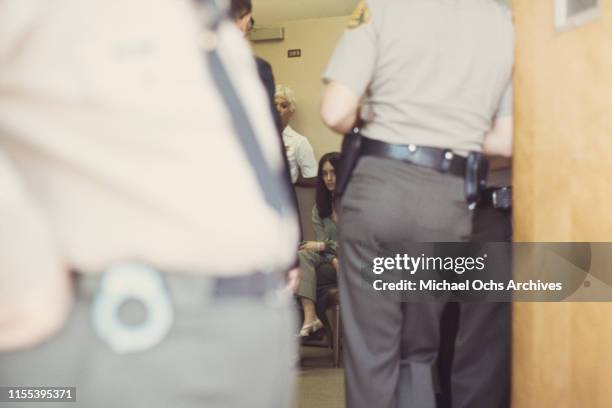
91,263,174,354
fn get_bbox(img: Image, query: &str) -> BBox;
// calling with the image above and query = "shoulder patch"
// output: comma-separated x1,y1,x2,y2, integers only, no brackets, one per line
348,0,371,30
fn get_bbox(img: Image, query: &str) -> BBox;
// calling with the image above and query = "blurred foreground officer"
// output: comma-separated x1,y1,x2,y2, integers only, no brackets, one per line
321,1,514,407
0,1,299,407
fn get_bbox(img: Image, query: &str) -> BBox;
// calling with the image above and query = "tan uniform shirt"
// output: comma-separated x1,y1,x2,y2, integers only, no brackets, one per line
0,0,299,348
324,0,514,153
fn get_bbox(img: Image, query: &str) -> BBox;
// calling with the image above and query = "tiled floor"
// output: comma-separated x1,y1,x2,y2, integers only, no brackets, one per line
296,346,345,408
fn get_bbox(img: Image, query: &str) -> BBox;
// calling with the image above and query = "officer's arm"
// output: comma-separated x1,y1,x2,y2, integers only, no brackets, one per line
320,81,360,134
483,116,513,157
0,155,71,351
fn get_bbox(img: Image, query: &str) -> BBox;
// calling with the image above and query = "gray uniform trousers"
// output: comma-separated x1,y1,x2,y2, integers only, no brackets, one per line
0,274,296,408
338,156,478,408
449,201,512,408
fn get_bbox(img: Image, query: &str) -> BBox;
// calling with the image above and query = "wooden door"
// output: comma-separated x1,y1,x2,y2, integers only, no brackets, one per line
513,1,612,407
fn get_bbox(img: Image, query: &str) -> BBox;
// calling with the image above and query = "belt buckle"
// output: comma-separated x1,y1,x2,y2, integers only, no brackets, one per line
91,262,174,354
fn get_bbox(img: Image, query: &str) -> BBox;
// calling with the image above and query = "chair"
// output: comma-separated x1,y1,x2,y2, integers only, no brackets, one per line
301,263,342,367
322,286,342,367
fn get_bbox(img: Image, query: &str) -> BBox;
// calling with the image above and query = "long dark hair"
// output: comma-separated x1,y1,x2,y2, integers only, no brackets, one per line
316,152,341,219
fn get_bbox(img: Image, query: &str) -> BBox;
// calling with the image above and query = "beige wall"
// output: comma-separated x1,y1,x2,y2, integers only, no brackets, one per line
252,15,349,161
513,0,612,407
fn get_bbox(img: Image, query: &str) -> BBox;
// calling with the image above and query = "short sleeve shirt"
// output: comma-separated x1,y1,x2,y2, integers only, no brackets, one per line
0,0,299,276
282,126,318,183
323,0,514,153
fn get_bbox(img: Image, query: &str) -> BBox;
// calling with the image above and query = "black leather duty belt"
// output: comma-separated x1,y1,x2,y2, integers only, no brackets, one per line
212,271,282,298
75,265,283,354
477,186,512,210
77,267,283,300
360,137,466,178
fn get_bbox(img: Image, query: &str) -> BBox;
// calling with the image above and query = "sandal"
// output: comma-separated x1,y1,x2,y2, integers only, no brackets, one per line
298,319,324,338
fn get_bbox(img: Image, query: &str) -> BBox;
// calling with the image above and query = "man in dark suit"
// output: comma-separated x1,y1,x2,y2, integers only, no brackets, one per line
229,0,300,227
255,56,283,134
229,1,281,133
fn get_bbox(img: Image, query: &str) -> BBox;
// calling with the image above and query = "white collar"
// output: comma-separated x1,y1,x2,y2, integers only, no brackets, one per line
282,125,299,138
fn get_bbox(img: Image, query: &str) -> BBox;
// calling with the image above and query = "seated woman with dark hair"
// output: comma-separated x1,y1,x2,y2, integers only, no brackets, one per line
297,152,340,337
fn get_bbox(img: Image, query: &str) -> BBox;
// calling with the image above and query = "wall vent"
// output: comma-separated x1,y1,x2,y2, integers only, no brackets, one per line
250,26,284,42
555,0,600,31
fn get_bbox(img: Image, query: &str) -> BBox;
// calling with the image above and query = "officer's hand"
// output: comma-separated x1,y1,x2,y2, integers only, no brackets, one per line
282,267,302,294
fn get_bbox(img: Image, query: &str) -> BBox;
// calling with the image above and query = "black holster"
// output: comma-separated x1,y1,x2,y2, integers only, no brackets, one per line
464,152,489,209
335,127,363,197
